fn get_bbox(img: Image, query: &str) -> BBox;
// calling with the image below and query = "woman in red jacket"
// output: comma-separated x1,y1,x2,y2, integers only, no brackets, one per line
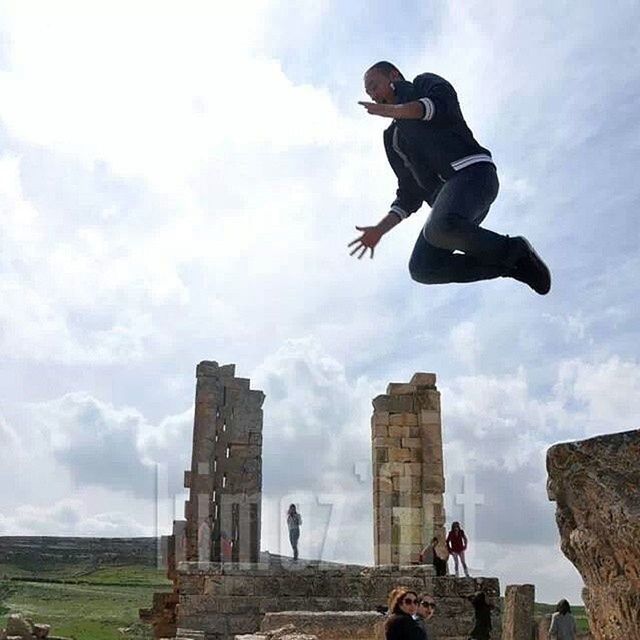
446,521,470,577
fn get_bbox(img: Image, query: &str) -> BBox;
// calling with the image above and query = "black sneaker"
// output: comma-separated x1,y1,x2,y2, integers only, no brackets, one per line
508,237,551,295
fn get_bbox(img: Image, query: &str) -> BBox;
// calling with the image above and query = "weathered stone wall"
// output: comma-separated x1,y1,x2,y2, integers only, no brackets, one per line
143,361,265,638
260,612,382,640
372,373,446,566
547,429,640,640
175,561,499,640
501,584,534,640
184,361,264,564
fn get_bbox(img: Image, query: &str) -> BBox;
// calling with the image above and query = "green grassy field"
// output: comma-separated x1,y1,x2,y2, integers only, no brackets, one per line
0,561,590,639
0,565,171,640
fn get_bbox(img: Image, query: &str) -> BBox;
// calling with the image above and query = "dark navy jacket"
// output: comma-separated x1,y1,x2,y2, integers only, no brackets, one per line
385,72,494,220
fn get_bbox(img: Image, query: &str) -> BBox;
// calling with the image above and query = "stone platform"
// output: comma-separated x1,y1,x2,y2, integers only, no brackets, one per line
170,560,500,640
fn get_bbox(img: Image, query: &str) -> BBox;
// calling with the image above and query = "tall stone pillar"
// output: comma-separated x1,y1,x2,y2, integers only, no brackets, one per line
182,361,264,564
501,584,535,640
372,373,446,566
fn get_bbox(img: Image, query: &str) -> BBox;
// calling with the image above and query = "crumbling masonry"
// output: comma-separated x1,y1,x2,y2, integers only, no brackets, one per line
372,373,446,565
183,361,264,565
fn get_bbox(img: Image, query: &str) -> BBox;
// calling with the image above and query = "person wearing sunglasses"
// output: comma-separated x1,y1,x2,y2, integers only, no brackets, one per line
415,596,436,639
384,587,427,639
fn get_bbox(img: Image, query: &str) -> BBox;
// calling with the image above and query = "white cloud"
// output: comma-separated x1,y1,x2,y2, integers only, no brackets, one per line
449,321,479,369
0,498,151,536
0,1,351,189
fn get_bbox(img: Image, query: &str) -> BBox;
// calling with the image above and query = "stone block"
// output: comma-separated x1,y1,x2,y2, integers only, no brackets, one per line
372,395,390,411
6,614,33,638
374,448,388,463
228,614,262,634
401,437,421,449
377,462,406,477
389,448,413,463
401,412,418,426
386,383,417,395
405,463,422,476
262,611,381,640
371,425,388,438
387,425,403,438
392,507,423,525
419,410,440,424
373,411,390,425
372,436,398,447
178,613,226,634
410,372,437,387
387,395,414,413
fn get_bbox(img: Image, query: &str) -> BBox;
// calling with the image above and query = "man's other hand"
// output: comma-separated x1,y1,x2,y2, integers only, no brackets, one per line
348,225,383,259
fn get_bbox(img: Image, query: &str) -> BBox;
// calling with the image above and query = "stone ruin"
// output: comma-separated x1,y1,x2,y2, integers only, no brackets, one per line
371,373,445,565
142,362,518,639
547,429,640,640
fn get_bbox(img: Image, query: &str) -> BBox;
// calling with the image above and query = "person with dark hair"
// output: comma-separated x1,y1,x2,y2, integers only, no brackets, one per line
420,536,448,576
468,591,495,640
286,504,302,561
415,594,436,640
549,599,577,640
350,61,551,295
384,587,427,640
446,522,470,577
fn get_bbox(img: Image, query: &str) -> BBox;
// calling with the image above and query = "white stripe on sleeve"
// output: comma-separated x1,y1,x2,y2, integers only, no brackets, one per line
390,205,409,220
419,97,435,121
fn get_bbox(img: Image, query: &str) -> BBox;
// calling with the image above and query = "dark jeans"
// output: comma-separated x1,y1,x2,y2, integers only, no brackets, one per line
433,556,447,576
289,527,300,560
409,163,509,284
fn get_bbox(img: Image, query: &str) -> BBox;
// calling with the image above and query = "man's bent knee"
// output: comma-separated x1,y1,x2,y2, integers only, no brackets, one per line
409,260,439,285
423,216,466,249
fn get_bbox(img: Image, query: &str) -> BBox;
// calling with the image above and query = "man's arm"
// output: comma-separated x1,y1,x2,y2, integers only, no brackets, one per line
348,212,401,259
411,75,460,125
358,101,425,120
359,77,460,124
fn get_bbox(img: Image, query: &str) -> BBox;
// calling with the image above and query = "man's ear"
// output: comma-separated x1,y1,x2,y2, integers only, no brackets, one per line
389,69,401,81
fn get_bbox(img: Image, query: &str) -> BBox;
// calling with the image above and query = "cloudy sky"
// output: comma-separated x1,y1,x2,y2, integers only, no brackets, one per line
1,0,639,604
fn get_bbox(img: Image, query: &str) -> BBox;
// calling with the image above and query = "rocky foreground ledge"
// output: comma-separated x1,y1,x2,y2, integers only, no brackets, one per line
547,429,640,640
0,612,70,640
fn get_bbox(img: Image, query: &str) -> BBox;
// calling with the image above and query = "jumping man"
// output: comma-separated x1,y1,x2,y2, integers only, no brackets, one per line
350,61,551,294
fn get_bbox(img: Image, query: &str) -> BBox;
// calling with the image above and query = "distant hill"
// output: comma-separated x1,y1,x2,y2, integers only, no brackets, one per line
0,536,163,575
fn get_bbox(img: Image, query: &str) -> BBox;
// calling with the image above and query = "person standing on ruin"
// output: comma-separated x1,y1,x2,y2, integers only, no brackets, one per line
446,521,470,577
420,536,448,576
549,599,577,640
468,591,496,640
286,504,302,561
350,61,551,295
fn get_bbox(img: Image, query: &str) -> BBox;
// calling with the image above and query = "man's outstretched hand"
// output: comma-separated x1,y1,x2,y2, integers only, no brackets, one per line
358,101,395,118
349,225,383,259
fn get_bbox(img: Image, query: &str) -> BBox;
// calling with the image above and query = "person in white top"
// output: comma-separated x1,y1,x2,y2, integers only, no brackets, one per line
549,599,577,640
